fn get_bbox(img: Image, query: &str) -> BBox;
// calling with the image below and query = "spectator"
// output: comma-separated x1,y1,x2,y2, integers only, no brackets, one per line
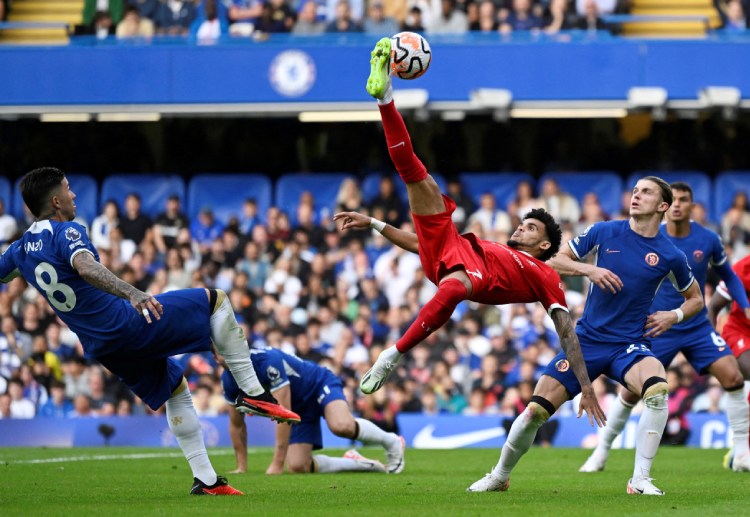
575,0,616,16
575,0,610,32
427,0,469,33
0,393,9,418
190,206,224,254
293,0,327,33
116,4,155,37
7,378,35,418
722,0,747,31
0,317,23,379
335,178,364,215
82,10,117,38
573,191,606,235
118,192,152,248
466,192,512,242
153,195,189,254
191,0,229,43
90,200,119,252
368,176,404,228
37,380,74,418
63,357,91,399
192,384,218,416
325,0,364,23
401,6,426,32
255,0,296,33
326,0,363,32
721,191,750,256
539,178,581,226
363,1,400,34
0,198,18,251
129,0,159,19
470,0,498,31
83,0,124,26
228,0,264,35
154,0,196,35
661,367,693,445
543,0,578,33
239,198,262,236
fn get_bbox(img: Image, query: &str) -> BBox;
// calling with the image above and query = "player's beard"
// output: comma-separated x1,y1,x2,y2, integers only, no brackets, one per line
507,239,520,249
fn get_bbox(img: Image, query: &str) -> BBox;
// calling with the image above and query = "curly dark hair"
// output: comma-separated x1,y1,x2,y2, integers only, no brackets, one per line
20,167,66,218
523,208,562,262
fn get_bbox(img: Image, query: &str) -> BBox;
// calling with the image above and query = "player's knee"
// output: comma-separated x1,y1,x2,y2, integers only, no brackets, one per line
641,377,668,410
288,459,311,474
720,372,744,391
527,396,555,423
329,418,357,439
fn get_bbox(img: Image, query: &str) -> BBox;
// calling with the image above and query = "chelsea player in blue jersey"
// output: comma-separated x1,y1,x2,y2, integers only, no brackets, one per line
468,176,703,496
580,182,750,473
221,347,405,475
0,167,301,495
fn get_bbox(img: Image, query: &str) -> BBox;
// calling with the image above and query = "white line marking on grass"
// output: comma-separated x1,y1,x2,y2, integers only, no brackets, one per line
2,449,262,465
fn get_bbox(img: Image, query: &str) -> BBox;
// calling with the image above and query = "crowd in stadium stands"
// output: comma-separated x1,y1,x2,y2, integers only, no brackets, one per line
0,175,748,449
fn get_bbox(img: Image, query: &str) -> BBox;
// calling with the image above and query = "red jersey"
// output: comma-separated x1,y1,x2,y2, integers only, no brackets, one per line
412,195,568,315
718,254,750,337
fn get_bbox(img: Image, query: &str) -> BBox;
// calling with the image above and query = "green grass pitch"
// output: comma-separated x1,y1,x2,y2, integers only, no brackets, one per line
1,447,749,516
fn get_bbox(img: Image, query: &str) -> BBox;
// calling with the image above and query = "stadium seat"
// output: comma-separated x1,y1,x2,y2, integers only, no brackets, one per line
12,173,98,226
540,172,623,219
362,173,447,205
627,171,712,222
713,171,750,225
187,174,272,226
0,177,11,216
458,172,535,213
100,174,185,219
275,173,353,225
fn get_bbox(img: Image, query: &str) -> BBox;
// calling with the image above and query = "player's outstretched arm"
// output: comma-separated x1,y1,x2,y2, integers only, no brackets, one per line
549,308,606,427
72,251,163,323
333,211,419,254
267,385,292,475
548,245,622,294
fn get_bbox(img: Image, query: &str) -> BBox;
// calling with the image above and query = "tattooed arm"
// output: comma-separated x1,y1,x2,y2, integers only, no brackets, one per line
549,308,606,427
72,251,162,323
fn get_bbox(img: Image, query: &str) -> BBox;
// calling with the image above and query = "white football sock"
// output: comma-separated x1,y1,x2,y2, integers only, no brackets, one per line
210,291,263,396
633,393,668,480
355,418,397,448
166,386,217,485
313,455,379,473
592,394,635,460
377,81,393,106
492,405,548,481
726,387,750,457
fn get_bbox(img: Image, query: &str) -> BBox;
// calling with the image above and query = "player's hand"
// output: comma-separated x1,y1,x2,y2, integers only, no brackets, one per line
130,291,163,324
333,211,372,231
578,386,606,427
587,267,622,294
643,310,677,338
266,463,284,475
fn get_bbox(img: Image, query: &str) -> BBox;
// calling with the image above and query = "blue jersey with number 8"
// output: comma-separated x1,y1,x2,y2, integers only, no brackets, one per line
0,220,135,353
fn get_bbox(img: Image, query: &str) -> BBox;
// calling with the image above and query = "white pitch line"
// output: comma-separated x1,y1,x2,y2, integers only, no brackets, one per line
1,449,261,465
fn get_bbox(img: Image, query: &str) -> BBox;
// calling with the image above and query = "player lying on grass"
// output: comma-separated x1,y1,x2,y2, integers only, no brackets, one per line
219,346,405,475
0,167,300,496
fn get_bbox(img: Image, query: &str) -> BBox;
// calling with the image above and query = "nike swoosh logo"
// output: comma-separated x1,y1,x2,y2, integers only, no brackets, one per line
389,141,405,149
605,249,621,253
412,424,505,449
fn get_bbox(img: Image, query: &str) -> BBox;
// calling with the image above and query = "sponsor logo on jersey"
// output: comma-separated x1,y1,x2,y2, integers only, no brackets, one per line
693,250,704,262
645,253,659,266
68,240,84,250
64,227,81,241
555,359,569,372
24,240,43,253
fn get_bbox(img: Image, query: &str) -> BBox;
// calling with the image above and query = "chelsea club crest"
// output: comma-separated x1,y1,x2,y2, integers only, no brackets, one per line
269,50,316,98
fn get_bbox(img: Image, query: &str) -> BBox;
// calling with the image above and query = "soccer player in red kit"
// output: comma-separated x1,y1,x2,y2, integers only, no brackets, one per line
333,37,605,429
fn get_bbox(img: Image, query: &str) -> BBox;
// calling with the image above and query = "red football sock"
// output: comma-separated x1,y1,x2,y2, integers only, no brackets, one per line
378,101,428,184
396,278,468,354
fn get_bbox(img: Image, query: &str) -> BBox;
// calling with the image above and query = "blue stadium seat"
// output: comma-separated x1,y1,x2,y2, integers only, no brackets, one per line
187,174,272,226
12,174,98,225
362,173,447,205
0,177,11,216
540,172,623,219
275,173,353,225
626,171,712,222
100,174,185,219
714,171,750,224
458,172,535,213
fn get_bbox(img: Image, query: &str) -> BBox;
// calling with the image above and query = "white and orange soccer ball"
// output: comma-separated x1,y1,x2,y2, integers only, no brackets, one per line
390,32,432,80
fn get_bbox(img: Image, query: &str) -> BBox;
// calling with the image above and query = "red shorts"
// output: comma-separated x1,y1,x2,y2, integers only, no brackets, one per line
412,195,489,294
722,327,750,359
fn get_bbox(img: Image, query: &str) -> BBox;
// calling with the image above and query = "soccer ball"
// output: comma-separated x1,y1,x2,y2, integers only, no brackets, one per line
390,32,432,80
